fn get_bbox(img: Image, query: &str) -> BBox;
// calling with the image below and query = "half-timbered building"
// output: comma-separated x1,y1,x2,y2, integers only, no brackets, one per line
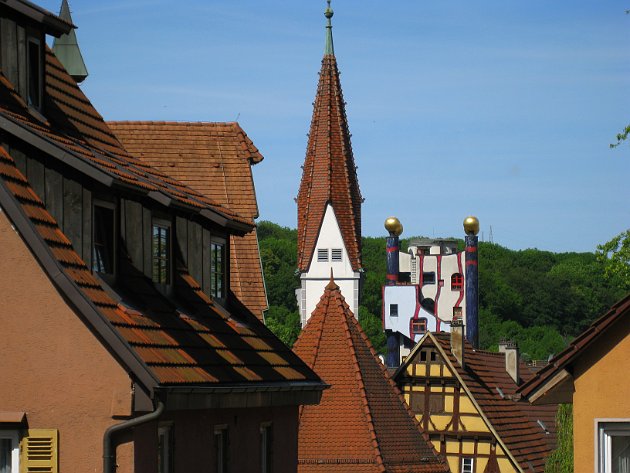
393,325,558,473
0,1,324,472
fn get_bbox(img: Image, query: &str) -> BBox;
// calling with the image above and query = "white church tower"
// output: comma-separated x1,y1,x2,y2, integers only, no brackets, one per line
295,2,363,326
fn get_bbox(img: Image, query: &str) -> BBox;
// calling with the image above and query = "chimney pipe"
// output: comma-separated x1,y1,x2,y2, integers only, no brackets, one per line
498,339,509,353
463,216,480,349
450,318,465,369
504,340,520,385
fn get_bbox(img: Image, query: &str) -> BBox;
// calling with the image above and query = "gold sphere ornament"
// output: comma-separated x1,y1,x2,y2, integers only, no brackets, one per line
384,217,403,236
463,216,480,236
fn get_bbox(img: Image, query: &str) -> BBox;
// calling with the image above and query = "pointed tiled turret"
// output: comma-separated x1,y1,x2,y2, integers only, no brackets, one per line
296,1,362,273
293,277,449,473
52,0,88,83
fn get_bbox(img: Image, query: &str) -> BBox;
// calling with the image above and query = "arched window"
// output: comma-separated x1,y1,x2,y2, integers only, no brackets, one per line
451,273,464,291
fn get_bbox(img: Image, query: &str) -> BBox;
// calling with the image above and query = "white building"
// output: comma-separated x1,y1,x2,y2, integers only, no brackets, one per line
383,238,466,364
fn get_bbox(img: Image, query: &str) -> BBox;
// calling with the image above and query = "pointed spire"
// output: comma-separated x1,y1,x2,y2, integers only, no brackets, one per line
296,3,363,274
324,0,334,56
52,0,88,84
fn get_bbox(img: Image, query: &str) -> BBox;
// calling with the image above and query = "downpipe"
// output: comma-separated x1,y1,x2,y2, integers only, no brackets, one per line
103,400,165,473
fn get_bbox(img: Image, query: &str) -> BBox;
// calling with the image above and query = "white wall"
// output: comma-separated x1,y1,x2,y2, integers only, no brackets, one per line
298,204,361,325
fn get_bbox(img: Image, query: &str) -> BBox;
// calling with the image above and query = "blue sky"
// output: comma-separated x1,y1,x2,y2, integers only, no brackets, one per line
40,0,630,252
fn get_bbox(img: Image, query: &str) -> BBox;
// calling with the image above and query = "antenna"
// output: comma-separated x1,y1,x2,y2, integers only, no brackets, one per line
489,225,494,244
235,112,241,122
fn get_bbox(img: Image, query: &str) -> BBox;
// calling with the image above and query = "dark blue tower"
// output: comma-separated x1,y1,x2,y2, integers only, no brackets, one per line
463,216,480,349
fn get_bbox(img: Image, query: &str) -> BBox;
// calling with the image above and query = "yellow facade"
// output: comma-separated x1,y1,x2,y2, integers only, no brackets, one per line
572,326,630,473
400,343,519,473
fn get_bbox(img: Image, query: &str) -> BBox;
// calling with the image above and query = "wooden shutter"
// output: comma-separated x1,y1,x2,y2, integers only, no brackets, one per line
20,429,58,473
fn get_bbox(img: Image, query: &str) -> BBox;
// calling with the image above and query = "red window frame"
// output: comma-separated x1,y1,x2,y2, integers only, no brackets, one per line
451,273,464,291
411,318,428,335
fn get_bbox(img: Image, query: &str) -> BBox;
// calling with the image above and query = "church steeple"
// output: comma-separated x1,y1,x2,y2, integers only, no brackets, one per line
296,1,363,275
52,0,88,83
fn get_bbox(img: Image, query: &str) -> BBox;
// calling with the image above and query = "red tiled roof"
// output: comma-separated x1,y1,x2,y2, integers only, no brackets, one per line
108,121,268,319
0,48,251,230
429,334,558,473
293,279,448,473
0,144,320,388
296,53,362,272
518,294,630,400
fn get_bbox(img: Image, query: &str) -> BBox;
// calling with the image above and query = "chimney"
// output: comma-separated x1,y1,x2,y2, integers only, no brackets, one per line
504,340,520,385
384,217,403,285
450,319,465,369
498,339,509,353
463,216,480,349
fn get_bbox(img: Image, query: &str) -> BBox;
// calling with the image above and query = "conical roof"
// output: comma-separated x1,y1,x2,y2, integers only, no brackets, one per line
296,6,362,273
52,0,88,83
293,278,449,473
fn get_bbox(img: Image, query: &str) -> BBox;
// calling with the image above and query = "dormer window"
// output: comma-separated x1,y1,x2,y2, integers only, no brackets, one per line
27,37,42,109
152,220,171,285
92,202,116,277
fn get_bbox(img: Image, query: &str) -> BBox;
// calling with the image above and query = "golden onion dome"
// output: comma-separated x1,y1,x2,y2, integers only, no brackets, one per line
384,217,403,236
463,216,480,236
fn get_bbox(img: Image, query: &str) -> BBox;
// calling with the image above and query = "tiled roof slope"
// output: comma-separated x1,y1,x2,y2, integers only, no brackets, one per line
0,48,250,229
519,294,630,400
431,334,558,473
296,50,362,272
293,279,449,473
108,121,268,319
0,145,321,388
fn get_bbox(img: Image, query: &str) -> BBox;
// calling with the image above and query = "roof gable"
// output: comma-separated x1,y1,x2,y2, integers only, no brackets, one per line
519,294,630,402
296,52,362,273
293,278,448,472
398,333,558,473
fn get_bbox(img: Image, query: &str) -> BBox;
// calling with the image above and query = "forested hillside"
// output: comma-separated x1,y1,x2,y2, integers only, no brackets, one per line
258,221,628,359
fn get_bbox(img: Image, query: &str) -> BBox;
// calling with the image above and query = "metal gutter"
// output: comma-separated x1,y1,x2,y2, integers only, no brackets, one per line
0,175,159,394
0,113,254,233
103,401,164,473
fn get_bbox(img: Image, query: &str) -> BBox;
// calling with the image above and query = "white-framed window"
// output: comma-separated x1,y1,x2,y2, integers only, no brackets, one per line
598,421,630,473
260,422,273,473
158,423,173,473
390,304,398,317
331,248,343,262
461,457,474,473
214,425,229,473
0,430,19,473
317,248,329,262
210,238,227,300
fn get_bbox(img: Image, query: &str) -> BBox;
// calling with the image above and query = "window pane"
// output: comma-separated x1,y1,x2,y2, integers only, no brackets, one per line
93,205,115,274
0,438,12,473
28,41,40,108
152,224,170,284
211,241,225,299
612,435,630,473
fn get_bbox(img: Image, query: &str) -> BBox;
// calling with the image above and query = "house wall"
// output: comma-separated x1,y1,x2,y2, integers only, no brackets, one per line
398,343,517,473
0,209,134,472
134,406,299,473
572,324,630,473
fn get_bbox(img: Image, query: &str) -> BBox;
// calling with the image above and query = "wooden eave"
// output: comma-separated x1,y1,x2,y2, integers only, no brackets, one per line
0,0,74,36
527,369,574,406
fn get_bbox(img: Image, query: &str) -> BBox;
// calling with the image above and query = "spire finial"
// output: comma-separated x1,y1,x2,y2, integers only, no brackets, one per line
324,0,334,56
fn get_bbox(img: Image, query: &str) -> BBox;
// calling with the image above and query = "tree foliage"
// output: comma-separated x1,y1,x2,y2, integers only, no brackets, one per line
258,221,627,358
610,124,630,148
596,229,630,292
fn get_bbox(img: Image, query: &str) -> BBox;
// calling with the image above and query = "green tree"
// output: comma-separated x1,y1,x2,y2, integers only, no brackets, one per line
610,124,630,148
597,230,630,292
265,305,301,347
358,305,387,354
